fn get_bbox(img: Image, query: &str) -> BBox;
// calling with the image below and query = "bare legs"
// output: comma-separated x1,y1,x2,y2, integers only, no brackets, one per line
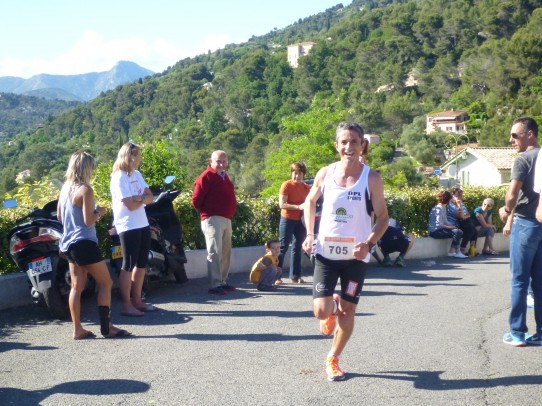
314,296,356,357
119,266,146,315
70,261,126,338
69,263,91,339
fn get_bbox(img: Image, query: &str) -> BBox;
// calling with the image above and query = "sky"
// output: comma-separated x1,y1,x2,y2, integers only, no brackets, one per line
0,0,352,78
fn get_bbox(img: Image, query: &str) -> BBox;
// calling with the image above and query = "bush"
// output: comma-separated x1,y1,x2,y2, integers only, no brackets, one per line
0,186,506,275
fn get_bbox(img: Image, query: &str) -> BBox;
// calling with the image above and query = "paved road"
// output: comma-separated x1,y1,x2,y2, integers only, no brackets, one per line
1,255,541,405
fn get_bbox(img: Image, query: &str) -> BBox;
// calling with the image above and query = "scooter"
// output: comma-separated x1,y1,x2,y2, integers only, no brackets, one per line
3,199,94,319
109,176,188,292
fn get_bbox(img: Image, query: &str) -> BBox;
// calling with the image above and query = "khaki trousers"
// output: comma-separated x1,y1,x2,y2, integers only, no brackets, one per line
201,216,232,288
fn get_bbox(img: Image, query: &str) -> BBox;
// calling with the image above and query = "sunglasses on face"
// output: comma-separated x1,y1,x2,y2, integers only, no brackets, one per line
511,130,529,139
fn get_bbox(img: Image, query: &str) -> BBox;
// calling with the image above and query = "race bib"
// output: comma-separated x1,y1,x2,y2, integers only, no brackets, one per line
322,236,355,260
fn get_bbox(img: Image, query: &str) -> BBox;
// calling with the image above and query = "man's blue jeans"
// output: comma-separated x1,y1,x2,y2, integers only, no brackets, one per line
509,216,542,337
278,216,306,280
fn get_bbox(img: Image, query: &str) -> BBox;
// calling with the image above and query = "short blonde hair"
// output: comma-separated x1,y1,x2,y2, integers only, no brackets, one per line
112,142,140,174
483,198,494,206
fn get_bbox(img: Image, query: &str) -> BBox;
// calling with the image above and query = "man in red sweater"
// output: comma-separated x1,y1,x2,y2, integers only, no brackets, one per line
192,150,237,294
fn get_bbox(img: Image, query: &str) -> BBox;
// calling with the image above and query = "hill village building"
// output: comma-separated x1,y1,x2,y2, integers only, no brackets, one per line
287,42,316,68
426,110,468,134
440,147,517,188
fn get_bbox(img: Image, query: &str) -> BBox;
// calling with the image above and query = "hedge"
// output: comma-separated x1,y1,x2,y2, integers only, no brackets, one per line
0,186,506,275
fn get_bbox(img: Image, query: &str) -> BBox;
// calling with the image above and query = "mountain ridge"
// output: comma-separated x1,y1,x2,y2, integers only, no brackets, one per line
0,61,154,101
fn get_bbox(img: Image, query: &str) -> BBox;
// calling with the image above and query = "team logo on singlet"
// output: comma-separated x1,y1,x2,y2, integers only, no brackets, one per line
332,207,353,223
347,191,363,201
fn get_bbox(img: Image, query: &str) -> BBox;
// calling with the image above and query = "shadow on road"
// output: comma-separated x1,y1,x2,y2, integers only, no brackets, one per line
347,370,542,390
0,379,149,404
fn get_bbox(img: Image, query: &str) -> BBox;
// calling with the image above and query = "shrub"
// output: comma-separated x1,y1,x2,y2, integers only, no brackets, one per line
0,186,506,275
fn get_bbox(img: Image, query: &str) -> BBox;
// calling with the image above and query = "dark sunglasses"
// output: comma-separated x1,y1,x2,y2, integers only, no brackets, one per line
511,130,528,139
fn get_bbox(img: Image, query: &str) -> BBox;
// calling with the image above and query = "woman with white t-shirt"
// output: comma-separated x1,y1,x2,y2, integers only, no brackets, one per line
110,142,156,317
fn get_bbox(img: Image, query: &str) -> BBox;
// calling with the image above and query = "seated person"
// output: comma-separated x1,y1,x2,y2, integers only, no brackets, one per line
447,187,477,255
471,198,498,255
428,190,467,258
249,239,282,292
372,218,414,267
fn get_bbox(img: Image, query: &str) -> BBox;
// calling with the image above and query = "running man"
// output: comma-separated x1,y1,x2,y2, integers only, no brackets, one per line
303,122,389,381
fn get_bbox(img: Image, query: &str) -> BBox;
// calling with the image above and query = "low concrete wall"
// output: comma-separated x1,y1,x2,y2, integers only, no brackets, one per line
403,232,509,260
0,234,510,310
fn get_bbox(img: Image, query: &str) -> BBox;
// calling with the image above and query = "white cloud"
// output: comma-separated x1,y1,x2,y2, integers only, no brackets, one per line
0,31,233,78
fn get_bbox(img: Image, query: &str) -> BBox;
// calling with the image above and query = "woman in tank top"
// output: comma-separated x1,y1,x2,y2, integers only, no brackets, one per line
58,151,130,339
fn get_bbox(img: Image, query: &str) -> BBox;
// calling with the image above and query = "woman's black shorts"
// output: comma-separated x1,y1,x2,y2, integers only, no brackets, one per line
62,239,103,266
119,226,150,272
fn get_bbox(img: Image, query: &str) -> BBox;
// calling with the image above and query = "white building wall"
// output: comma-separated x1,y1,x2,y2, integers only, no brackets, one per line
450,156,503,186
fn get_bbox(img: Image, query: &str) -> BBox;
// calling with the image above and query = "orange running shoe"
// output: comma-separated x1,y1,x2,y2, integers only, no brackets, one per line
320,294,339,337
325,355,345,381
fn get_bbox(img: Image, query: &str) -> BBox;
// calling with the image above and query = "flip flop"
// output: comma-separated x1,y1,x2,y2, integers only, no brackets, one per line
73,331,96,340
120,309,145,317
103,329,132,339
135,303,159,312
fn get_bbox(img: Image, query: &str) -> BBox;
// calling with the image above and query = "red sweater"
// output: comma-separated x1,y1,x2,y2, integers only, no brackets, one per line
192,166,237,220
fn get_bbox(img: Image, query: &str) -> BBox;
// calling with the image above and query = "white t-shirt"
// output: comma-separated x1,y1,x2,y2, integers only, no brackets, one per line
110,170,149,234
534,148,542,194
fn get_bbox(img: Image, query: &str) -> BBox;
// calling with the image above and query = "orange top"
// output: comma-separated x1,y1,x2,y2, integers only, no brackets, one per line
279,180,310,220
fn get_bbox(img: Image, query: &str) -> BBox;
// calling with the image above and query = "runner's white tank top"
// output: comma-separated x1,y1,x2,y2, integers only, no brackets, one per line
315,162,372,263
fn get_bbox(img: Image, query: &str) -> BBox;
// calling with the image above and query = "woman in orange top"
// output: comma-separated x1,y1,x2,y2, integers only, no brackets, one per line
278,162,311,283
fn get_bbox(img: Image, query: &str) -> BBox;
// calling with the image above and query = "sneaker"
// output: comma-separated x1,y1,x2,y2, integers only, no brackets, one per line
208,286,226,295
526,333,542,345
382,256,392,267
455,252,469,258
221,284,236,292
527,293,534,308
325,356,345,381
502,332,526,347
395,256,405,267
447,252,456,257
320,294,339,337
257,284,276,292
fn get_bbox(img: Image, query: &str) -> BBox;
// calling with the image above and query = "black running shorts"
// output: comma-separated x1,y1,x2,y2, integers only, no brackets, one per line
312,254,367,304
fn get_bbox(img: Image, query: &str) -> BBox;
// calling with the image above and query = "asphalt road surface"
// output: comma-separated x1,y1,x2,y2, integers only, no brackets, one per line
1,254,541,405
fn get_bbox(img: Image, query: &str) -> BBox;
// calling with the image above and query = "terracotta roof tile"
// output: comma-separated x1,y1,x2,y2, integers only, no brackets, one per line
468,147,518,170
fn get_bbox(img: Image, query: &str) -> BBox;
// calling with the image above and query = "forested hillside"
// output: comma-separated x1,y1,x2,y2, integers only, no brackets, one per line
1,0,542,198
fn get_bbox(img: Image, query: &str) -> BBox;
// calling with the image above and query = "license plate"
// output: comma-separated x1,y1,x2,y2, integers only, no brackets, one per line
28,257,52,275
112,245,123,259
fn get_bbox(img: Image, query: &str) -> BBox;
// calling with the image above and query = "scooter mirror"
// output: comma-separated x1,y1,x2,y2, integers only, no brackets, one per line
2,199,18,209
164,175,176,185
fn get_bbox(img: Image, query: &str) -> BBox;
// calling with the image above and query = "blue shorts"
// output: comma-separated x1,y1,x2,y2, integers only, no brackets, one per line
312,254,367,304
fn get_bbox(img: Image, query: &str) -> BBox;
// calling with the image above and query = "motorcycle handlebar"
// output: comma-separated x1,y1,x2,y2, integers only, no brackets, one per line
153,189,180,203
16,208,56,223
